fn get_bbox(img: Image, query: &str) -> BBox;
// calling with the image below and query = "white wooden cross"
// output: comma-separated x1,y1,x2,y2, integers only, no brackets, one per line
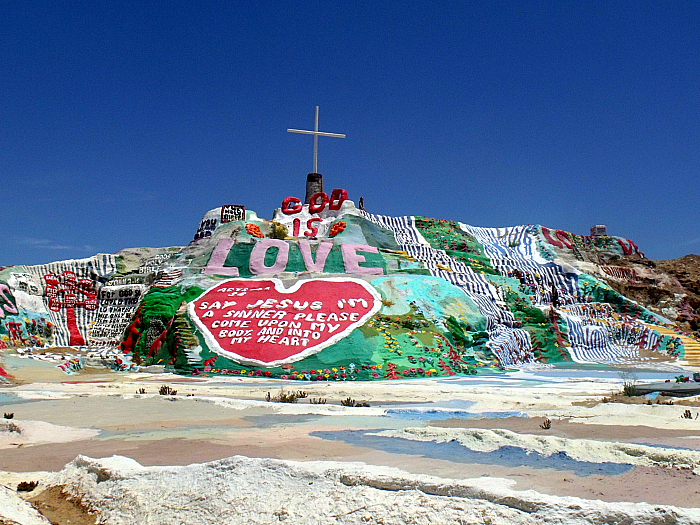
287,106,345,174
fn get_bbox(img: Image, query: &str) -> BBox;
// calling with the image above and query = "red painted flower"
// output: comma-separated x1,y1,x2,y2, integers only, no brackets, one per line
329,221,346,237
246,223,264,238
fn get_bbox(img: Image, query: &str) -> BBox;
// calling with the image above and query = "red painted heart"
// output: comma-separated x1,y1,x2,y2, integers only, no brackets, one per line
188,278,381,366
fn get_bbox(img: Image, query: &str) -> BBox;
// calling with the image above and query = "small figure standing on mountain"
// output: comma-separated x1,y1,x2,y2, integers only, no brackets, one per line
550,284,559,307
358,197,365,211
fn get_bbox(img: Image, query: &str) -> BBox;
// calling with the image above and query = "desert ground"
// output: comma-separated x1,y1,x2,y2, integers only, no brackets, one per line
2,354,700,524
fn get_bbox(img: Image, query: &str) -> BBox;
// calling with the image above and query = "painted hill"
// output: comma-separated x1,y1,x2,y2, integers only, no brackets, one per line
1,190,698,380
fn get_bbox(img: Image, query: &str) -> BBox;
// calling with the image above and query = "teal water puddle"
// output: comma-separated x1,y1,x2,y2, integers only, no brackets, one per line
385,408,524,421
0,393,27,407
311,429,633,477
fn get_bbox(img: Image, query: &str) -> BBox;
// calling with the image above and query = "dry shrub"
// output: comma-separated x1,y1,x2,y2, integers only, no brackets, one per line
17,481,38,492
340,397,370,407
266,390,304,403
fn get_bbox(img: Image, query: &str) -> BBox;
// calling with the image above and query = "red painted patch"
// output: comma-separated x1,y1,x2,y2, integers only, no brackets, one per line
189,278,381,366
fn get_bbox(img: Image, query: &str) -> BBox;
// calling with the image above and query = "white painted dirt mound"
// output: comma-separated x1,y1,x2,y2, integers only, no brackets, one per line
49,454,700,524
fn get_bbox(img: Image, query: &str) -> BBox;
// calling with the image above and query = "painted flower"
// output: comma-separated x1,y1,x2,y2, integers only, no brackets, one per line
371,372,379,378
245,223,264,238
328,221,347,237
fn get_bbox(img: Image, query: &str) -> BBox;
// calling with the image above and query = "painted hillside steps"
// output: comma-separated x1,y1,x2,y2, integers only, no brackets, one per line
645,324,700,365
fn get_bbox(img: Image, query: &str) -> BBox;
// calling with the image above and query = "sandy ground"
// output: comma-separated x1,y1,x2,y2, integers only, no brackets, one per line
2,356,700,523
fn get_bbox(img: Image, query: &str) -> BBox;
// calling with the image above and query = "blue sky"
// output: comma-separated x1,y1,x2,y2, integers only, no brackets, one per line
1,1,698,265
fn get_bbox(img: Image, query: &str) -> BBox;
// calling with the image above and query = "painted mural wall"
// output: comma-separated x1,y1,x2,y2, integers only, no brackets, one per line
0,190,692,379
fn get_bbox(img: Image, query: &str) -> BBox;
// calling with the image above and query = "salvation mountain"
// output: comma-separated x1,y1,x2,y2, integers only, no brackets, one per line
1,189,698,380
